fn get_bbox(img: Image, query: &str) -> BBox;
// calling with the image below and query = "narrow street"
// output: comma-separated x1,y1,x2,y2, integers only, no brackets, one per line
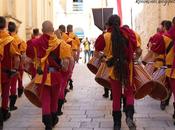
3,64,175,130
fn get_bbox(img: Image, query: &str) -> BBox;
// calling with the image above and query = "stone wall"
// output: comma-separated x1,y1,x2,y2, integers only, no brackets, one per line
0,0,54,40
134,3,175,56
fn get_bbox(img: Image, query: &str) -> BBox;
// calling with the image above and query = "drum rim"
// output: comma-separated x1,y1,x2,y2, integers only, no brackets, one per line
24,89,41,108
148,80,169,101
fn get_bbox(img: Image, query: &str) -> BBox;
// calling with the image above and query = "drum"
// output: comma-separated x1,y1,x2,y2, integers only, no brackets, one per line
142,50,157,65
87,52,103,74
144,62,155,75
95,62,111,89
149,67,170,101
23,57,34,75
24,79,41,108
134,64,154,99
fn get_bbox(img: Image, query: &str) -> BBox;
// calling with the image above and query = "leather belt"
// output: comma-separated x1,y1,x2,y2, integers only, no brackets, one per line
48,67,59,72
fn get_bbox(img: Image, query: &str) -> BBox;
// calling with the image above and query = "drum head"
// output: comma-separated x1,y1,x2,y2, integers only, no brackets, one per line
24,89,41,108
149,81,169,101
87,63,98,74
95,77,111,89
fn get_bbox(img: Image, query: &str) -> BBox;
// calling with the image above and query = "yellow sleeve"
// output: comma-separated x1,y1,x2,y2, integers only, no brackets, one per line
20,41,27,53
0,46,3,57
10,40,21,56
71,40,78,50
135,32,142,47
75,36,80,48
60,41,71,59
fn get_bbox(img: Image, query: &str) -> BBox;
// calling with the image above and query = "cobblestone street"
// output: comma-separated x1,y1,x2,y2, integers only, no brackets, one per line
3,64,175,130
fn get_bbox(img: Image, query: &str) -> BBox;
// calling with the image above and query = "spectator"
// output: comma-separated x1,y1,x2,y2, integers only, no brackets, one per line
83,37,90,63
89,39,95,58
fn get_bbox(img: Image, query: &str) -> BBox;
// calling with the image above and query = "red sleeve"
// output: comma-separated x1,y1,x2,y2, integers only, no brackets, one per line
26,40,35,59
151,35,165,54
95,34,105,51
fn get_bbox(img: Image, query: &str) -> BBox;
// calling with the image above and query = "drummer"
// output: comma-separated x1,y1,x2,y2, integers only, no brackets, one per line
95,14,138,130
149,20,172,110
55,29,72,116
151,17,175,125
26,21,62,130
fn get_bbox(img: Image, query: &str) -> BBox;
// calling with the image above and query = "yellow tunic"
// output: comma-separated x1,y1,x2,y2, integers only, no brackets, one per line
60,40,72,59
0,31,20,57
103,32,134,85
35,34,62,86
69,32,80,49
163,35,175,78
154,54,164,68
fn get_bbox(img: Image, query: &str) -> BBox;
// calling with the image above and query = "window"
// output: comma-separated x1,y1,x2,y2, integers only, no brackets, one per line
72,0,83,12
73,0,83,2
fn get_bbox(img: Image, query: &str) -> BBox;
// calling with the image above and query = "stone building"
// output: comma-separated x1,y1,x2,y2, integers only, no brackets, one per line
0,0,54,40
134,3,175,55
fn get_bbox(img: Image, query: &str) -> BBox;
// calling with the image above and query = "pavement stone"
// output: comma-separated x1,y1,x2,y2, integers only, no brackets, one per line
2,64,175,130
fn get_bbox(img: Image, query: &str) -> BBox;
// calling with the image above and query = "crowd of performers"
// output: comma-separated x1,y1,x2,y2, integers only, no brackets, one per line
0,14,175,130
0,16,80,130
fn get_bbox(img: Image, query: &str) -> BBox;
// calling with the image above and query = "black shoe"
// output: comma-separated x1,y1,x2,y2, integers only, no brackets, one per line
103,88,109,98
125,105,136,130
0,109,3,130
160,101,166,111
9,95,18,111
1,108,11,121
110,91,113,100
173,102,175,125
69,79,73,90
42,115,52,130
57,99,64,116
103,93,109,98
113,111,121,130
52,112,59,127
122,95,126,112
64,98,67,103
18,87,24,97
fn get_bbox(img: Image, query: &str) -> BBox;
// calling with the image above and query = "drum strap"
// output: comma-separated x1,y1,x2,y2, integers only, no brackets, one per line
166,41,174,54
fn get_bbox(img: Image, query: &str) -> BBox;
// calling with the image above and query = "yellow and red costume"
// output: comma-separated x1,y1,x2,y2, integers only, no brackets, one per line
0,30,20,114
95,26,137,111
151,26,175,111
26,34,62,118
10,34,27,98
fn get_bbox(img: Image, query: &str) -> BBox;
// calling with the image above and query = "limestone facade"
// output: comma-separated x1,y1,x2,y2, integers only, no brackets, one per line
134,3,175,55
0,0,54,40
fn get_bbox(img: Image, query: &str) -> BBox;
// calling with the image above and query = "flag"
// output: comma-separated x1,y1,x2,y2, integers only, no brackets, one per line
117,0,122,25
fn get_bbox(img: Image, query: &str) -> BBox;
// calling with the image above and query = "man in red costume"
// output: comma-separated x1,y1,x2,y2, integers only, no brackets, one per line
149,20,172,110
26,21,62,130
95,15,137,130
0,16,20,127
151,17,175,125
8,21,27,111
25,28,41,78
66,24,80,90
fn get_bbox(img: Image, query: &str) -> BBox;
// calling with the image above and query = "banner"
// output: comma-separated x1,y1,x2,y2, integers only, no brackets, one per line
117,0,122,25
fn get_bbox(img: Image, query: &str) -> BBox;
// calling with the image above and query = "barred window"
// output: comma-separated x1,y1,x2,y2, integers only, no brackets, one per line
73,0,83,2
72,0,83,12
